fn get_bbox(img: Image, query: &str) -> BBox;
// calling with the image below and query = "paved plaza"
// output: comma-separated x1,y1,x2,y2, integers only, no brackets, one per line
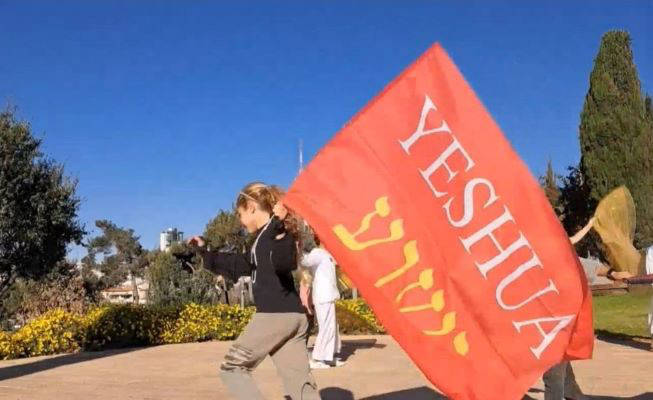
0,335,650,399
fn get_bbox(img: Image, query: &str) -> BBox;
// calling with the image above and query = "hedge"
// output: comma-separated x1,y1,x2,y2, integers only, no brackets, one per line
0,299,382,360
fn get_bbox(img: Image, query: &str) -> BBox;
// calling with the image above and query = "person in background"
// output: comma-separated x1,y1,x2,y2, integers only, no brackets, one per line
541,230,592,400
301,233,344,369
644,247,653,351
542,362,585,400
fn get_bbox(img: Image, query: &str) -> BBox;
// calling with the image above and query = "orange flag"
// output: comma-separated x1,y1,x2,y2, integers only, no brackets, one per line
285,44,593,400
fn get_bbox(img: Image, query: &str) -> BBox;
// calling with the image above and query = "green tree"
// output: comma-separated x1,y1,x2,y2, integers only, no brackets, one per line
539,159,562,217
84,220,148,303
147,248,219,306
0,110,85,299
558,165,601,257
204,209,248,252
579,31,653,248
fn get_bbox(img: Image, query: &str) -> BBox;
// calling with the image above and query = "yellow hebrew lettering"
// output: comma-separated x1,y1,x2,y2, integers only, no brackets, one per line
423,311,456,336
399,290,444,313
334,220,404,251
375,240,419,287
453,332,469,356
353,197,391,235
333,197,405,251
395,268,434,302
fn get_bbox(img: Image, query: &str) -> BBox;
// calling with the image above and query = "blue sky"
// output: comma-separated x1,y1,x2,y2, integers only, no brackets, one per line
1,1,651,256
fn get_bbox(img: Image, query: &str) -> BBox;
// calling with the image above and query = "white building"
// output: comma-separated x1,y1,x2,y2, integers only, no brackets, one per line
101,276,149,304
160,227,184,252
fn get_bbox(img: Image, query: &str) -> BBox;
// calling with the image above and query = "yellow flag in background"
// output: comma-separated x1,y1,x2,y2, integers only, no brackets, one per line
593,186,642,274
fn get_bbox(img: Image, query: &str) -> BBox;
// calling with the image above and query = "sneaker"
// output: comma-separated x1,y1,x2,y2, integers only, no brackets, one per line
310,359,331,369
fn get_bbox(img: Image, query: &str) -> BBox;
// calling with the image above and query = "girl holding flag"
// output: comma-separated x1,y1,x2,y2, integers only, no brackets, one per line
188,182,318,400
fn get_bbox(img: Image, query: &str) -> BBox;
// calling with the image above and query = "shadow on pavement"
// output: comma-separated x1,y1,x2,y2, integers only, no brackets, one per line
587,395,653,400
321,386,653,400
523,389,653,400
320,386,445,399
594,331,652,352
337,338,386,362
0,347,143,381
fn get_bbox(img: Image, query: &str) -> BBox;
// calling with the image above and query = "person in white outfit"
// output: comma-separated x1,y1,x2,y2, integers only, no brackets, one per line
301,234,344,369
631,246,653,350
645,247,653,349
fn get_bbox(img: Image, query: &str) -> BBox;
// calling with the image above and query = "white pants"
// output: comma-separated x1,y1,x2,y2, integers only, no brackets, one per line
312,301,341,362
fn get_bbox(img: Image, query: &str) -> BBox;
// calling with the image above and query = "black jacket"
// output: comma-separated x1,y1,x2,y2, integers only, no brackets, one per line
199,217,304,314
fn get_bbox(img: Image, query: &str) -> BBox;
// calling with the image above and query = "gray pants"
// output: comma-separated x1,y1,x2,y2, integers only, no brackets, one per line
219,312,319,400
543,362,585,400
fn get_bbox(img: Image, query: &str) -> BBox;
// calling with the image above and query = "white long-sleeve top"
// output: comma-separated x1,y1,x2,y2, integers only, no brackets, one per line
301,248,340,304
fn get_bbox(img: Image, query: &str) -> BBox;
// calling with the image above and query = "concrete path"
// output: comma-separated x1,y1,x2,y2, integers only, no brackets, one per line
0,336,650,399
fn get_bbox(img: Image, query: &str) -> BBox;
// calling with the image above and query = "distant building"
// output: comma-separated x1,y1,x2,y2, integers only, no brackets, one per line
160,227,184,252
101,276,149,304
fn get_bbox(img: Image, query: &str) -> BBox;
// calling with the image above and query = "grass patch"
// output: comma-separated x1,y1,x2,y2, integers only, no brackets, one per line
593,292,651,338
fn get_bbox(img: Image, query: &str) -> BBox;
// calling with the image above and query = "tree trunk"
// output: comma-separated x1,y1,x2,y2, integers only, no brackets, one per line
130,272,140,304
0,272,18,301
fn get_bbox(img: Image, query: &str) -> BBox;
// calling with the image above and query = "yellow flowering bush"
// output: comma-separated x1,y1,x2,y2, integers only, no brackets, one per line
0,330,18,359
2,309,83,359
161,303,255,344
80,305,158,350
336,299,385,334
0,299,382,360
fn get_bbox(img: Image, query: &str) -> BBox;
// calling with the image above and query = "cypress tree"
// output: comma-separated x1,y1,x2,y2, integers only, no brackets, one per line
579,31,653,248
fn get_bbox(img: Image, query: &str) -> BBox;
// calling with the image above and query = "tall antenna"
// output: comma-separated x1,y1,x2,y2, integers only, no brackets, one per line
298,139,304,174
297,138,309,230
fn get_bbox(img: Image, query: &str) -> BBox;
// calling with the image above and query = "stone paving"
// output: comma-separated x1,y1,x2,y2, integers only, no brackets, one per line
0,335,650,399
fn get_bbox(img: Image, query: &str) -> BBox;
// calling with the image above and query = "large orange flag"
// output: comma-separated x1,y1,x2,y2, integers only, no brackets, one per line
285,44,593,400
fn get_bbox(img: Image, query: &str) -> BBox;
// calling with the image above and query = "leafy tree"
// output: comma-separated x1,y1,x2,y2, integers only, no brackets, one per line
147,248,220,306
84,220,147,303
204,209,249,252
539,159,562,217
0,110,85,299
558,165,602,257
